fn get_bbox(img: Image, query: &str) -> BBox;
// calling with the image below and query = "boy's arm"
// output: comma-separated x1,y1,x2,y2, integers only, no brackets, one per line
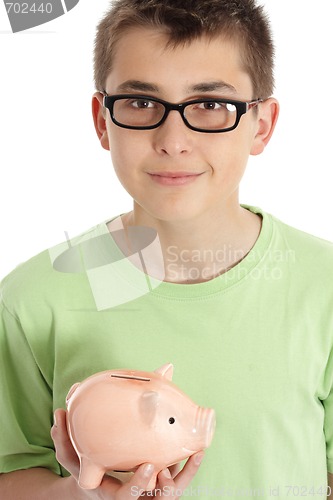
0,469,83,500
328,472,333,499
0,466,157,499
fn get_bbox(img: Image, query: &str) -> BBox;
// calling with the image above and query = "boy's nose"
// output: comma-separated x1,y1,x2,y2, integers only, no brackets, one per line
152,110,194,157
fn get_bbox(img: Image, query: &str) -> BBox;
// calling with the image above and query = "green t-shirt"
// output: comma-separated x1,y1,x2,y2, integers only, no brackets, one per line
1,205,333,498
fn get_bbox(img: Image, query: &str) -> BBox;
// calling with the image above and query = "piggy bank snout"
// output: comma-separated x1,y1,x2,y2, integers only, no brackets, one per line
195,407,216,449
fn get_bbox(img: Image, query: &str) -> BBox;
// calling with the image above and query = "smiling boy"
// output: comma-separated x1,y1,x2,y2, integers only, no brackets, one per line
93,28,269,286
1,0,333,499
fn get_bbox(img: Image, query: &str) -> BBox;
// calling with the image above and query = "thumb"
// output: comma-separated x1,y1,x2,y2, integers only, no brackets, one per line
51,408,80,479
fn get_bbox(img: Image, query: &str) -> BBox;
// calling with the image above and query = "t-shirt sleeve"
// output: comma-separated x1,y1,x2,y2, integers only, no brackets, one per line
0,297,61,475
322,346,333,474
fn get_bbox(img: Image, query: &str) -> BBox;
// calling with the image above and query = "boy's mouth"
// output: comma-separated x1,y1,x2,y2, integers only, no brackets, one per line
147,171,205,186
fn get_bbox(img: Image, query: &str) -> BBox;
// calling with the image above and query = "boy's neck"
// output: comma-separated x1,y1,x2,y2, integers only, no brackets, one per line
111,203,262,284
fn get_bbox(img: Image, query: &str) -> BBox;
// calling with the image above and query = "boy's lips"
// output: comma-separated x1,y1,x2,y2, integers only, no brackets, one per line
147,171,205,186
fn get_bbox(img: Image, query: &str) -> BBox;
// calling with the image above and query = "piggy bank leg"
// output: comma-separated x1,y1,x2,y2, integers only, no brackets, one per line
78,456,105,490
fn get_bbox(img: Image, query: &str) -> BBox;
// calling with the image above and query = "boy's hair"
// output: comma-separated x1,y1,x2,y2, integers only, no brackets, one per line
94,0,275,100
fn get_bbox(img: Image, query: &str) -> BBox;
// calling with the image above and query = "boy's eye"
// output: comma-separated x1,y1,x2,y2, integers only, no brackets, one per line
199,101,225,111
130,99,155,109
197,102,236,112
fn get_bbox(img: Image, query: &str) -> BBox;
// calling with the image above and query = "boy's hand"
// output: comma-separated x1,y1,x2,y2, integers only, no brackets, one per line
51,408,204,499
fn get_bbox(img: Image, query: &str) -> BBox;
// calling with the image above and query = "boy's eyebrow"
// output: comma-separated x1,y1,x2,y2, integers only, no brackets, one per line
188,81,238,95
116,80,159,93
116,79,238,95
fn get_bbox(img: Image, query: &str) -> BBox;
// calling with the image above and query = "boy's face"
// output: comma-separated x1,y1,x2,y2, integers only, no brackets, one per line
93,28,278,223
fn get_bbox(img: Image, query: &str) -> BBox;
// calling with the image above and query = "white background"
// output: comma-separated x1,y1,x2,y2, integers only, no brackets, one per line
0,0,332,279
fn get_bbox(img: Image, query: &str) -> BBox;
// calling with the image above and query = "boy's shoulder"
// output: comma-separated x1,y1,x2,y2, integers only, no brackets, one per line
268,209,333,273
243,206,333,283
271,210,333,252
246,204,333,256
0,219,111,313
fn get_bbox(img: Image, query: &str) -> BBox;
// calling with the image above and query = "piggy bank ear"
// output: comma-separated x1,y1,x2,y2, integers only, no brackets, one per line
154,363,173,381
139,391,160,426
66,382,80,406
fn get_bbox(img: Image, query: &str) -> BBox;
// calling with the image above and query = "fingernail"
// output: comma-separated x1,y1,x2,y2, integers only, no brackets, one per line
194,452,204,465
53,411,58,427
162,468,172,478
143,463,154,477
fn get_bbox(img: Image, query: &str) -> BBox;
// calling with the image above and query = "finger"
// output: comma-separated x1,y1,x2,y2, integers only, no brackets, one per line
156,468,177,497
168,462,182,479
51,408,80,478
119,463,155,499
51,407,66,430
173,452,205,492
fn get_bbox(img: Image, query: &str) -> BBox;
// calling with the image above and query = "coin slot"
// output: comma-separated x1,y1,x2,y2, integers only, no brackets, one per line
111,374,150,382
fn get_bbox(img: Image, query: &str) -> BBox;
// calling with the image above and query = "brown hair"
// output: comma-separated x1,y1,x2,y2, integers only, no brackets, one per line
93,0,275,99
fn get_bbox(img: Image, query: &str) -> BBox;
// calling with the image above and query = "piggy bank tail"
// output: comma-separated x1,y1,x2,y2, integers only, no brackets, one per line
77,457,105,490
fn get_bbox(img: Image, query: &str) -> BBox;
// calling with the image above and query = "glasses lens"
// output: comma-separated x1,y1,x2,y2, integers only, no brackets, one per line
185,101,237,131
113,98,165,128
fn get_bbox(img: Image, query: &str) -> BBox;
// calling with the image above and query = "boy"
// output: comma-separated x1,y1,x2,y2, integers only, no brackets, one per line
1,0,333,498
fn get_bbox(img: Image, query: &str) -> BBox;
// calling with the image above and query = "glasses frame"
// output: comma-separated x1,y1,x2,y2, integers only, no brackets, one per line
102,92,263,133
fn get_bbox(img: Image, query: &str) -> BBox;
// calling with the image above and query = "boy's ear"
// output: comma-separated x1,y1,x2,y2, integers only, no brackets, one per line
92,92,110,151
250,98,279,156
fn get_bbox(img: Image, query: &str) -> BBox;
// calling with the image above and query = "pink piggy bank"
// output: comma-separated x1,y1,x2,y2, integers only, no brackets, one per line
66,363,216,490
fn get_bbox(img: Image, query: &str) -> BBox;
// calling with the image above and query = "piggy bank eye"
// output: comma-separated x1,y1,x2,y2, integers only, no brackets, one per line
169,417,176,424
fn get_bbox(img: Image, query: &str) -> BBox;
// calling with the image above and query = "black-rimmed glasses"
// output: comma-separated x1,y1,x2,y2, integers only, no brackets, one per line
102,93,262,133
